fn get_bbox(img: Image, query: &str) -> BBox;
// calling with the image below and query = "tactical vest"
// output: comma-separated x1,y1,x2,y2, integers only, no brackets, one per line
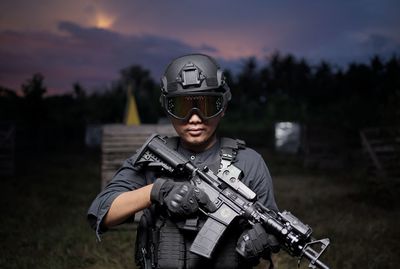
134,137,253,269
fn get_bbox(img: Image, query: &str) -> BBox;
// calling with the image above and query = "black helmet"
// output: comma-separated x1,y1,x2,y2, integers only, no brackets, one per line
161,53,231,95
160,54,231,120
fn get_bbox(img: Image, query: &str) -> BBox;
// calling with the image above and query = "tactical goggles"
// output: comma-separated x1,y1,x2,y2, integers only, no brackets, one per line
162,92,227,120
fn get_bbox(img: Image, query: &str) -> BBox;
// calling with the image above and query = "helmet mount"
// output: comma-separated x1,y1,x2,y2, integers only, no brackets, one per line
177,62,205,88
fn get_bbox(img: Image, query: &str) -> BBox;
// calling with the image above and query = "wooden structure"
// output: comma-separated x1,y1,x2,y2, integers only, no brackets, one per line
0,123,15,176
360,127,400,178
101,124,176,189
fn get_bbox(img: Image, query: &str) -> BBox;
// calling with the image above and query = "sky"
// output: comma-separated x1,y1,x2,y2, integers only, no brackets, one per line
0,0,399,94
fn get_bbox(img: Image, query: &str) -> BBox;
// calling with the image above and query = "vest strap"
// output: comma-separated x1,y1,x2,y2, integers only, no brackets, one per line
220,137,246,163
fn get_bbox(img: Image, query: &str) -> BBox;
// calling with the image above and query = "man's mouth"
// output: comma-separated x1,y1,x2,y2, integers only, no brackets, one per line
187,128,204,136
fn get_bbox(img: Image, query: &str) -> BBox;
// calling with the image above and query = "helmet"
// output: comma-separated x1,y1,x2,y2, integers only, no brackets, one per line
161,53,231,95
160,54,231,120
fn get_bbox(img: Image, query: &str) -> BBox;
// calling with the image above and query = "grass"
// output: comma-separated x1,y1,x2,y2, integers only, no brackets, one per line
0,151,135,269
1,149,399,268
264,151,400,269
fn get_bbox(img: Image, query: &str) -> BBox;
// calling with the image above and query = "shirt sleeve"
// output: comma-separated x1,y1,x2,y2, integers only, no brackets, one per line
87,154,147,240
236,148,278,212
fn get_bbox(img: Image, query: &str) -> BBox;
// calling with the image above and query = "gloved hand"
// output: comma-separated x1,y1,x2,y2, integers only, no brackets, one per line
150,178,217,217
236,223,280,259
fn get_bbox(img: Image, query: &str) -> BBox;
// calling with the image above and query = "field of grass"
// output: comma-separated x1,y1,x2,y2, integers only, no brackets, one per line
1,149,399,269
266,153,400,269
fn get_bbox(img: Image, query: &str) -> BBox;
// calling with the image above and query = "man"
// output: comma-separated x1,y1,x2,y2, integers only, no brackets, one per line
88,54,279,269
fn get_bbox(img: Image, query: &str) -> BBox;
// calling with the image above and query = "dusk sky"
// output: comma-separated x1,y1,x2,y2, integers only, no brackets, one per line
1,0,399,94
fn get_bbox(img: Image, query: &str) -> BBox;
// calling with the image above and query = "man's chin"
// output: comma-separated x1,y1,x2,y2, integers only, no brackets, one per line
185,136,206,145
181,134,211,150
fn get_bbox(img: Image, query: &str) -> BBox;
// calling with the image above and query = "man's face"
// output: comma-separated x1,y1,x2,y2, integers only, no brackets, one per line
170,111,224,152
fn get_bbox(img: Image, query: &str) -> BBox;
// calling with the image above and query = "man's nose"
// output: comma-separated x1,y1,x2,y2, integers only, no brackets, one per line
188,112,203,123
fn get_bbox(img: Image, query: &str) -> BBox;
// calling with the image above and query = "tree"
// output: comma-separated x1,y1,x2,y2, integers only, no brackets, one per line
21,73,48,124
0,86,20,121
22,73,46,100
120,65,161,123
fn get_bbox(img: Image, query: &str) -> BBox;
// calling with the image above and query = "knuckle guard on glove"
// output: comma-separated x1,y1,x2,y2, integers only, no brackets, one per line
150,178,216,217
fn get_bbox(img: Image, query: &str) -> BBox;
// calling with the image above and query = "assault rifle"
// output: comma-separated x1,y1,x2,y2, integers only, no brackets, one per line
135,134,330,269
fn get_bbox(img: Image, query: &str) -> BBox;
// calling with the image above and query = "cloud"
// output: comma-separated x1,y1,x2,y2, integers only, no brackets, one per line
1,1,399,93
0,22,222,94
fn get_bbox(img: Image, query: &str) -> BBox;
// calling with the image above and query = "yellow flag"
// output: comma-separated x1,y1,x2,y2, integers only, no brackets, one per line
124,83,141,125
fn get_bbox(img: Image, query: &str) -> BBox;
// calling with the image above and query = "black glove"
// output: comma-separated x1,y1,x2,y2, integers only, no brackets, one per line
236,223,280,259
150,178,217,217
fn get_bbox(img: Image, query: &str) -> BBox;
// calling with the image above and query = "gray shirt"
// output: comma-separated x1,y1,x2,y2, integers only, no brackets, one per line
87,137,278,239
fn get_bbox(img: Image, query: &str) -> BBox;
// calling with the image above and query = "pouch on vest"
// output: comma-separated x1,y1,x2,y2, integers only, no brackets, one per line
156,218,186,269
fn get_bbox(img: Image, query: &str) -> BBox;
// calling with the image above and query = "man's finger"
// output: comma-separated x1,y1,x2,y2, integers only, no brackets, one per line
195,188,217,212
